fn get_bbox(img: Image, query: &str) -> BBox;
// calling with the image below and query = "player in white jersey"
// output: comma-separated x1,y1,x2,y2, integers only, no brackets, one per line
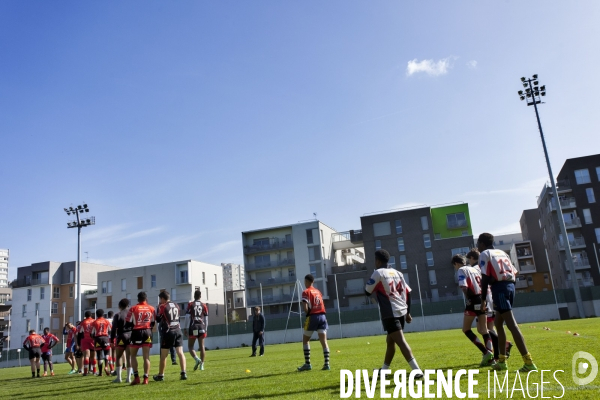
452,254,494,367
478,233,537,372
365,249,423,378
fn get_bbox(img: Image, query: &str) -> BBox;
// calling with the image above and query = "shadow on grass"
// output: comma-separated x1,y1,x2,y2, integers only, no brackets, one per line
9,378,125,399
242,384,340,399
191,371,296,385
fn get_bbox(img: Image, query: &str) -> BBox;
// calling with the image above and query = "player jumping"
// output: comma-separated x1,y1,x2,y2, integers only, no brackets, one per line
126,291,156,385
40,327,60,376
153,291,187,381
23,329,45,378
186,289,208,372
297,274,330,371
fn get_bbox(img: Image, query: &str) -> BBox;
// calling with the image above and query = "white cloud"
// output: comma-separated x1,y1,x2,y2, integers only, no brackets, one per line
406,58,452,76
467,60,478,69
464,177,547,197
84,224,163,245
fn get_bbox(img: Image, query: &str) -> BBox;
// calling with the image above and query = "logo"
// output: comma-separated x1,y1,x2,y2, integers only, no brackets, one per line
367,279,375,285
572,351,598,386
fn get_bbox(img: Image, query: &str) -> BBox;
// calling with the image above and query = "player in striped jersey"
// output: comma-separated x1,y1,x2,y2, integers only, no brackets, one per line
186,290,208,371
297,274,330,371
452,254,494,367
478,233,537,372
153,291,187,381
41,327,60,376
365,249,423,378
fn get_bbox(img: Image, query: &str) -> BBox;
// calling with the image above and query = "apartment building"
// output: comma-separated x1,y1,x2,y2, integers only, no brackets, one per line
517,209,554,293
0,249,9,288
221,263,248,322
241,221,337,317
95,260,226,325
537,154,600,289
11,261,117,345
222,263,245,291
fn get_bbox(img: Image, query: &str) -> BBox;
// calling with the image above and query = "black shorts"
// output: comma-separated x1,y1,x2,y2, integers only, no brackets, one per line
464,294,485,316
116,332,132,349
29,348,42,360
75,349,83,359
130,329,153,348
160,329,183,349
382,316,405,334
41,352,52,362
94,336,111,351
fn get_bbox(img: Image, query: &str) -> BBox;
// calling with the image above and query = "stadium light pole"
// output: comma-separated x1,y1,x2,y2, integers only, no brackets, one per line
64,204,95,322
517,75,584,318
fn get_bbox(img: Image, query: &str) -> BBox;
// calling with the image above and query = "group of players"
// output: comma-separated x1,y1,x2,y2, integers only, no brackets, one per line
23,232,537,382
22,289,209,384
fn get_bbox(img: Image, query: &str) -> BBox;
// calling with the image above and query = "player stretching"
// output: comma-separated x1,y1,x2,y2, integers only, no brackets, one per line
78,311,97,376
365,250,423,378
452,254,494,367
23,329,45,378
63,322,78,374
111,298,133,383
186,289,208,371
153,291,187,381
41,327,60,376
478,233,537,372
91,309,112,376
126,291,156,385
297,274,330,371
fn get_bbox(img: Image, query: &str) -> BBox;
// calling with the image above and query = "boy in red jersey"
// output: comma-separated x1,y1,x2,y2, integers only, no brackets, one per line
153,291,187,381
23,329,45,378
40,327,60,376
77,311,97,376
297,274,330,371
186,289,208,371
91,309,112,376
63,322,78,374
126,291,156,385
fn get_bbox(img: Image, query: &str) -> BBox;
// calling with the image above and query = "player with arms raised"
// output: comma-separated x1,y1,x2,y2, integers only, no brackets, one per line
365,249,423,378
186,289,208,372
153,291,187,381
40,327,60,376
478,232,537,372
297,274,330,371
126,291,156,385
91,309,112,376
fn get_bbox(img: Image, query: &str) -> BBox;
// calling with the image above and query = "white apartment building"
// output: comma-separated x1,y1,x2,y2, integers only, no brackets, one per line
242,220,337,317
0,249,9,288
222,263,245,291
95,260,226,326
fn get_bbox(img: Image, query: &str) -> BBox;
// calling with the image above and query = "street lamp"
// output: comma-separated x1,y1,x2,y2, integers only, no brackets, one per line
517,75,584,318
64,204,95,322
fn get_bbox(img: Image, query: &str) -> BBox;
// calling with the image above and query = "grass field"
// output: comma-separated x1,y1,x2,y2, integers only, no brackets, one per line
1,318,598,399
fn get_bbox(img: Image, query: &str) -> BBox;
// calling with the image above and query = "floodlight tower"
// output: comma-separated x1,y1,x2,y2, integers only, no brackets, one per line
517,75,584,318
64,204,95,322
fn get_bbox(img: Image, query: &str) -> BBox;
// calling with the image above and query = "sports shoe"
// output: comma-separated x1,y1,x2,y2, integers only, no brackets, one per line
51,371,55,376
130,376,140,385
322,365,330,371
518,363,538,373
112,378,122,384
493,361,508,371
172,361,178,365
142,377,149,385
43,372,47,377
259,354,264,357
297,364,312,371
180,373,188,380
200,362,204,371
506,342,513,359
193,359,201,371
249,354,256,357
153,375,164,381
413,370,424,379
111,371,117,376
480,352,494,367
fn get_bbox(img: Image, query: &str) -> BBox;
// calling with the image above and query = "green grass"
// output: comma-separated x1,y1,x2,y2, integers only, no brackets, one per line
1,318,599,399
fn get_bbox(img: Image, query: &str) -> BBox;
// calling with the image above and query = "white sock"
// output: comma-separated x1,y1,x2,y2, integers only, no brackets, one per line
116,366,122,378
408,358,420,371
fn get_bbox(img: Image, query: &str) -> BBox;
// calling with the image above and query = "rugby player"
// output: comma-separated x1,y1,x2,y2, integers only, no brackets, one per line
74,321,83,373
106,310,115,374
78,311,97,376
186,289,208,371
297,274,330,371
365,249,423,378
153,291,187,381
126,291,156,385
23,329,45,378
91,309,112,376
63,322,78,374
452,254,494,367
40,327,60,376
478,233,537,372
111,298,133,383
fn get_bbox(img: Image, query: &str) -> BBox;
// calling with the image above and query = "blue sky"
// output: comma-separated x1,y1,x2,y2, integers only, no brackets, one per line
2,1,599,279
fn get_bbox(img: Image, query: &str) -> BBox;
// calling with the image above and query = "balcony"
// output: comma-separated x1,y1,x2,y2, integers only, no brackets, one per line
559,237,586,250
556,179,571,193
247,294,294,307
84,290,98,299
565,278,595,288
559,198,577,209
344,287,366,296
243,240,294,255
515,279,529,289
564,217,582,229
342,250,365,264
566,258,591,270
332,230,363,250
516,248,533,258
12,275,49,288
518,264,536,273
246,276,297,289
331,263,367,274
245,258,296,272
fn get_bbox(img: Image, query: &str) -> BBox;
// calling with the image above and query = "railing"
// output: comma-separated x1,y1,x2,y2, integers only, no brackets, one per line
564,217,582,228
518,264,536,273
516,248,533,257
32,277,49,285
344,287,366,296
247,294,294,306
557,179,571,191
567,258,591,270
515,279,529,289
84,289,98,295
332,230,363,243
331,263,368,274
447,220,468,229
559,198,577,209
12,275,49,288
565,278,595,288
0,311,11,317
243,241,294,255
559,237,586,249
246,276,297,288
245,258,295,272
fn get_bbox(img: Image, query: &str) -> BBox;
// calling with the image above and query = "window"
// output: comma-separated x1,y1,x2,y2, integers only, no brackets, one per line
254,255,270,266
544,274,549,284
51,302,58,315
310,265,317,276
22,304,26,317
216,304,218,316
137,276,143,289
69,286,74,298
288,268,295,277
400,255,407,270
214,274,218,286
586,188,596,203
102,281,107,294
202,272,206,284
69,271,74,283
389,256,396,269
395,220,402,234
306,229,313,244
35,303,39,313
574,169,591,184
227,298,232,309
451,247,470,256
423,234,431,248
126,293,131,300
397,237,405,251
373,221,391,237
583,209,592,224
38,317,45,331
434,233,441,240
171,289,177,301
426,251,434,267
121,279,126,291
446,212,467,229
40,287,45,300
461,231,469,236
107,281,112,293
151,275,156,288
53,286,60,298
205,287,209,301
404,273,410,286
320,230,324,244
428,270,437,285
27,289,32,301
596,228,600,243
421,216,429,230
26,320,30,332
107,296,112,309
597,166,600,181
375,240,381,250
178,269,189,285
308,247,320,261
